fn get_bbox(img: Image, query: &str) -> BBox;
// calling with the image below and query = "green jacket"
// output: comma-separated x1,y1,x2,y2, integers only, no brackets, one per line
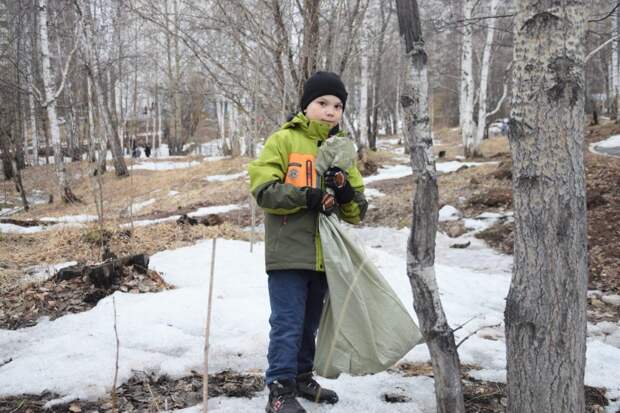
248,113,368,272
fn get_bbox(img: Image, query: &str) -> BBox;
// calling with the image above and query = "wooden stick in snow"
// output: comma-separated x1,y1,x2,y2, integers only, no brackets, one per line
111,296,120,413
203,238,217,413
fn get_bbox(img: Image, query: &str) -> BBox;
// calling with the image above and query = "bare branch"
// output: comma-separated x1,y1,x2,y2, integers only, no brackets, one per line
586,35,620,62
456,323,501,349
486,83,508,118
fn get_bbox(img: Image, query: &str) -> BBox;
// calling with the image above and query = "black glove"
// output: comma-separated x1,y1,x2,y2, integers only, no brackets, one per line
306,187,336,215
324,167,355,205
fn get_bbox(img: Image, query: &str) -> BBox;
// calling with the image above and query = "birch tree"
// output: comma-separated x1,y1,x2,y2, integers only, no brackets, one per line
395,0,465,411
26,62,39,166
505,1,588,412
472,0,501,156
460,0,475,157
74,0,128,176
609,7,620,119
358,30,370,148
38,0,80,202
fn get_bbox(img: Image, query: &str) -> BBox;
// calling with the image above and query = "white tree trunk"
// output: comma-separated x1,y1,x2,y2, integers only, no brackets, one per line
173,0,182,154
157,96,162,153
87,77,96,161
610,12,620,118
505,2,588,412
460,0,475,157
473,0,499,155
27,65,39,166
149,100,156,152
229,102,241,157
396,65,403,143
216,96,226,153
359,36,370,148
39,0,76,202
155,75,161,156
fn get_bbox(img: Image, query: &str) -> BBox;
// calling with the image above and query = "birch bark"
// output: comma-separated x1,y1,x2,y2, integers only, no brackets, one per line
27,63,39,166
473,0,499,156
38,0,79,202
74,0,128,176
359,30,370,148
460,0,475,157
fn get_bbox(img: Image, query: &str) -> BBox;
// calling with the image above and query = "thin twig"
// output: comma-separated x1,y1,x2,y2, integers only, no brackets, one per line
586,34,620,63
111,296,120,413
203,238,217,413
451,315,478,334
456,323,501,349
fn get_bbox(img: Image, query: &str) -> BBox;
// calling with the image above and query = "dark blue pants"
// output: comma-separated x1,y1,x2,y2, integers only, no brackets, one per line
265,269,328,384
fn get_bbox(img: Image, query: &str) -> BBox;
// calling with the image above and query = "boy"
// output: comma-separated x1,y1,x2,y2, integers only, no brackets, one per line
248,71,367,413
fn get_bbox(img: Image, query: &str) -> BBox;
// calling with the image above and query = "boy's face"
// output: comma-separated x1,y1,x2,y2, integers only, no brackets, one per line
304,95,343,128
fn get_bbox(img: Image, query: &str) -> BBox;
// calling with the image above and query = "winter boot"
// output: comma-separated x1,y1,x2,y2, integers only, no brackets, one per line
296,372,339,404
265,379,307,413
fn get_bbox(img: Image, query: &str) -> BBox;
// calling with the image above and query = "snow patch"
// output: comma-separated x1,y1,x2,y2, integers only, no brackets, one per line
130,161,200,171
205,171,247,182
364,188,385,198
40,215,98,223
589,135,620,157
438,205,462,221
187,204,244,218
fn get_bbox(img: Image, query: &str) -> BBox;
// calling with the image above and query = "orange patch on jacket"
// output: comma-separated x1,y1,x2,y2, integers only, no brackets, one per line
285,153,317,188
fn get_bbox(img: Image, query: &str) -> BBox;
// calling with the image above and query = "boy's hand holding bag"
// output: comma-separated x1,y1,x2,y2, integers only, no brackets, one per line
324,167,355,205
306,187,336,215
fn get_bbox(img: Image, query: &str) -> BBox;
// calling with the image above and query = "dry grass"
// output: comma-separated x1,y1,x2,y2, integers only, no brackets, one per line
9,156,251,221
433,126,510,160
1,154,258,291
0,220,260,287
366,148,404,166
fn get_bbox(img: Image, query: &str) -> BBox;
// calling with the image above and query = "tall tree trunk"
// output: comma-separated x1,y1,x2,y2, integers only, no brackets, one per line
173,0,182,154
116,1,125,156
87,72,104,224
370,3,391,150
298,0,320,94
164,0,177,154
505,2,588,412
216,96,226,152
27,53,39,165
612,9,620,119
41,108,50,165
75,0,128,176
359,31,370,148
0,133,14,180
460,0,475,157
38,0,79,202
156,77,162,154
473,0,499,157
395,1,466,412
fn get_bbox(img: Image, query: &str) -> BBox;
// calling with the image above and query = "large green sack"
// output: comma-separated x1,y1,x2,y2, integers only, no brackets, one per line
314,137,423,378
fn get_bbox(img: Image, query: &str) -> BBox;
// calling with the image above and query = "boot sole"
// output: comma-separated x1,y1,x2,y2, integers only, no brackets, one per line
298,393,339,405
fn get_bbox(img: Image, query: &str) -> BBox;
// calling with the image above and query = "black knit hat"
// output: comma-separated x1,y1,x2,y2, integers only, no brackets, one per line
300,71,348,112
